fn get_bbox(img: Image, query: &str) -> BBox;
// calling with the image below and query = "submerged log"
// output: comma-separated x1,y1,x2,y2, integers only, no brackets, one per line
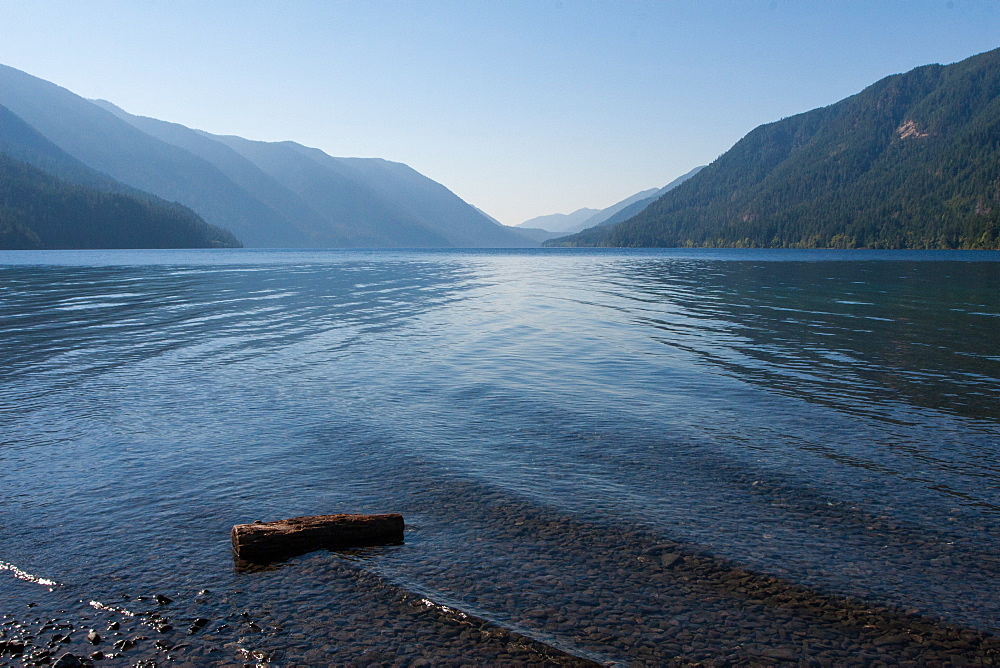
231,513,404,563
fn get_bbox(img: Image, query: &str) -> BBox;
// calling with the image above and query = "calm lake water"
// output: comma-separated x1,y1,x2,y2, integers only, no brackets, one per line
1,248,999,664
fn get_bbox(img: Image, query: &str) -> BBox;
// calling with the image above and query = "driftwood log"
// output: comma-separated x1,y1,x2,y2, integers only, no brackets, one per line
231,513,404,563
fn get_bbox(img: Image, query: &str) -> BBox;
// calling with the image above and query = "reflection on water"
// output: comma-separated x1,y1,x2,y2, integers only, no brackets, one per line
1,248,999,662
618,260,1000,423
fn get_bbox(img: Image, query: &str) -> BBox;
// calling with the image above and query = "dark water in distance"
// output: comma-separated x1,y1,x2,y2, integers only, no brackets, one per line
2,248,999,661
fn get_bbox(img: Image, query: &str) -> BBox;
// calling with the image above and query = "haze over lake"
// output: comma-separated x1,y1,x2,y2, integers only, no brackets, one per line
2,248,998,664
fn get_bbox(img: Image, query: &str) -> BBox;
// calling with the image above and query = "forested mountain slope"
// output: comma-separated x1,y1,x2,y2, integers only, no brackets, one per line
1,63,535,248
0,64,297,247
584,166,705,232
0,104,239,249
551,48,1000,249
0,152,240,249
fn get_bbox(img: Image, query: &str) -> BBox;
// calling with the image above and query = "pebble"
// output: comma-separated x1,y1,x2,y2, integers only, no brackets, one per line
112,638,135,651
52,653,83,668
188,618,209,634
1,640,26,655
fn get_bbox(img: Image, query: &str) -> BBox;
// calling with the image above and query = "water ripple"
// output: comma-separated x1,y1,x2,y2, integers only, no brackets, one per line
1,248,998,644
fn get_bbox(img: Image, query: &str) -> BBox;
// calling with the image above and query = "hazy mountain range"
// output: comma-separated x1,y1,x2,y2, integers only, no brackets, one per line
588,167,705,231
517,207,601,234
550,48,1000,249
0,103,238,249
0,63,537,249
4,46,1000,251
515,167,704,242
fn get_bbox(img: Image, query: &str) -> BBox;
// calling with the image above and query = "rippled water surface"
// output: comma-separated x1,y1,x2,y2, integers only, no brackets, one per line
1,248,999,664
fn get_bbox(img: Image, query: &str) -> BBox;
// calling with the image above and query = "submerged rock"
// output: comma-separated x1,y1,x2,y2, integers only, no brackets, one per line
52,653,83,668
660,553,682,569
112,638,135,652
761,647,798,661
188,617,209,634
1,639,26,655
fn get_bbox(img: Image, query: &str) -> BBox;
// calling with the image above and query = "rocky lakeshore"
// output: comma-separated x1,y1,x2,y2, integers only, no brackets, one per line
0,563,595,667
3,524,998,667
3,478,1000,666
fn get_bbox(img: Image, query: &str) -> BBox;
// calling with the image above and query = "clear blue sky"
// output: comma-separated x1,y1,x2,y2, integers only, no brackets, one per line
0,1,997,225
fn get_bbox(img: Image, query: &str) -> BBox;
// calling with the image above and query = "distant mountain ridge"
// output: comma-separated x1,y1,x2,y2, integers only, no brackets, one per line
0,64,292,246
521,167,704,239
567,189,658,233
511,227,560,243
0,103,239,249
95,100,535,248
550,48,1000,249
0,63,536,248
588,167,705,231
516,207,600,233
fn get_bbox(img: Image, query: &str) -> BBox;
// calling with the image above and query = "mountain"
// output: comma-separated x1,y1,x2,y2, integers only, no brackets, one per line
474,206,504,226
0,104,239,249
516,208,600,233
550,49,1000,249
522,167,705,239
0,153,241,249
566,189,658,233
0,63,536,248
0,103,124,193
94,100,536,248
558,167,707,235
0,64,298,247
586,167,705,231
511,227,561,243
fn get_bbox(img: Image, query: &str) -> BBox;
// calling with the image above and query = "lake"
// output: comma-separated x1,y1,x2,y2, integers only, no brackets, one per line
1,248,998,665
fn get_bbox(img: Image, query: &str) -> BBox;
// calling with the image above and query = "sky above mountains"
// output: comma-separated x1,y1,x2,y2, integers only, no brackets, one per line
1,1,997,226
